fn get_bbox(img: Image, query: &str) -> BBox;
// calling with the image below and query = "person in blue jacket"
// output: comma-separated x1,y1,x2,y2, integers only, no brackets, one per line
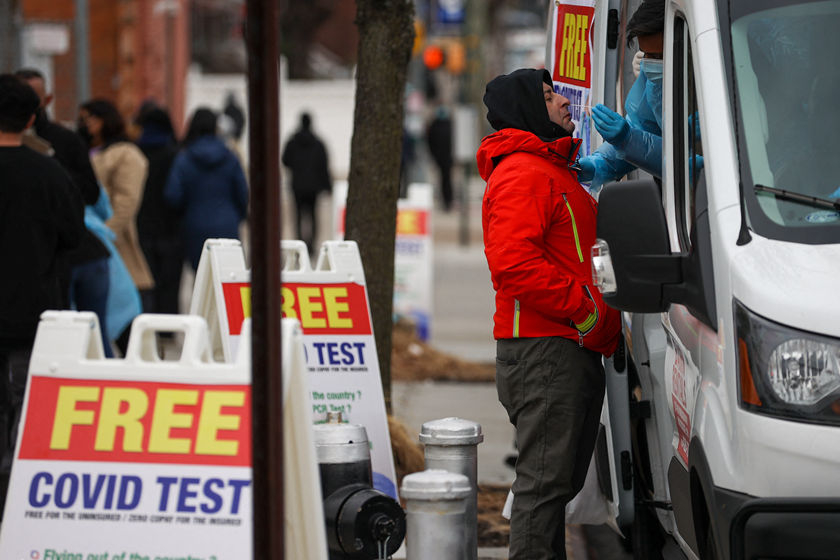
577,0,665,193
165,107,248,270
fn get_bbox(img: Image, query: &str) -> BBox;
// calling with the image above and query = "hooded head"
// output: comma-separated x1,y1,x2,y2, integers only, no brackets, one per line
483,68,572,141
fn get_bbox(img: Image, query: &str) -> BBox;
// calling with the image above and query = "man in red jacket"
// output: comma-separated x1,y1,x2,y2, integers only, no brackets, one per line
478,68,621,559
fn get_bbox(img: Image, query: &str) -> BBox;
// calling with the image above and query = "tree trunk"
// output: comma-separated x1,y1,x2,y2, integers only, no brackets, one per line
345,0,414,413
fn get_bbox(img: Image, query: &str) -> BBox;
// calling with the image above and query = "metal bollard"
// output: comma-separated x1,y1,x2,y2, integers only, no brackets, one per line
401,469,471,560
419,417,483,560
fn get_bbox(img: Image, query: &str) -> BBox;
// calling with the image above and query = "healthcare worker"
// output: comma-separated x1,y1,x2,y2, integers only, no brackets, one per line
577,0,665,193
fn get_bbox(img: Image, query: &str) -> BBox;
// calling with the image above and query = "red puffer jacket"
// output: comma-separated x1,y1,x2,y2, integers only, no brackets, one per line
478,128,620,357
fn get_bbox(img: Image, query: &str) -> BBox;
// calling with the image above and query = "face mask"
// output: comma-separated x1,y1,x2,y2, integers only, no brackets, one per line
640,58,664,86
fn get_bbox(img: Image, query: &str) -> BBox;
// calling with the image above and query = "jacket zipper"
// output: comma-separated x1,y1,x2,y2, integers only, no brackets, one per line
562,193,584,263
513,299,520,338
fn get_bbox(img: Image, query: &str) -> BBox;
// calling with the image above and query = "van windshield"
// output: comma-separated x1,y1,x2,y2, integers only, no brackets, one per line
731,0,840,242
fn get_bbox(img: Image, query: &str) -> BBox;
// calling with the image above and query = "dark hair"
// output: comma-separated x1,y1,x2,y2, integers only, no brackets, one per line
80,98,127,145
0,74,40,133
135,102,176,141
183,107,217,145
13,68,45,81
627,0,666,46
300,112,312,129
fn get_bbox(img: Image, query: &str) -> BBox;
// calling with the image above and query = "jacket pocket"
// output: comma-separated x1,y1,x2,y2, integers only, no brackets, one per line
573,285,600,338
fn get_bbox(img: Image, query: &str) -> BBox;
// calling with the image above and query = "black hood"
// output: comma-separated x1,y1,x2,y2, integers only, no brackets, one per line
483,68,570,142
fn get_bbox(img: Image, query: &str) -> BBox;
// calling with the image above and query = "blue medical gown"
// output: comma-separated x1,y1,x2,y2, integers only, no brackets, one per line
582,72,663,192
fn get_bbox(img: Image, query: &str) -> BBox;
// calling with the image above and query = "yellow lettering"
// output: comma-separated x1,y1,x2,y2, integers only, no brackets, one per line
148,389,197,454
195,391,244,456
50,386,100,450
95,388,148,452
240,286,252,319
281,286,297,319
323,287,353,328
573,15,583,80
298,287,326,328
560,13,576,79
579,15,589,81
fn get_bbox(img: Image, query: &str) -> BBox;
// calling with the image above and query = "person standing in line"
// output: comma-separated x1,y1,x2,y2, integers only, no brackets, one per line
0,75,84,510
478,68,621,559
134,102,182,316
282,112,331,253
78,98,153,354
426,106,454,211
164,107,249,271
15,68,113,356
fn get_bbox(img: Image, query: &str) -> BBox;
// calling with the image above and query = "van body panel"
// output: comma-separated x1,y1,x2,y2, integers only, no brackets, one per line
733,410,840,497
730,236,840,337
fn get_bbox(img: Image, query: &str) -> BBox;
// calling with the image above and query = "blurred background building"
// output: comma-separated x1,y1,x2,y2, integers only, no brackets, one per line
0,0,549,178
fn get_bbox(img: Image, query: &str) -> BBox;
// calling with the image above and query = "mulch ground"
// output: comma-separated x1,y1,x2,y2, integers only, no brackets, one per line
388,321,510,548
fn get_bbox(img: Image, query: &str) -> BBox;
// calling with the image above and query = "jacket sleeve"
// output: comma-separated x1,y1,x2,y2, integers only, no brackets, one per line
164,154,186,210
483,168,595,325
54,167,85,252
104,146,148,235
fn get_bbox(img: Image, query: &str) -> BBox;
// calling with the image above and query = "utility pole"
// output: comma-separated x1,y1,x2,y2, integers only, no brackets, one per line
246,0,282,557
74,0,91,104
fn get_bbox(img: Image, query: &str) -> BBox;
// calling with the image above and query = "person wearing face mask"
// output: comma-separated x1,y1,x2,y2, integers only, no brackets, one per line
478,68,620,559
576,0,665,193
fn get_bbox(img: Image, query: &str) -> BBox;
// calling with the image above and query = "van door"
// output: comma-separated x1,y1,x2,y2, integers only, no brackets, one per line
657,8,719,555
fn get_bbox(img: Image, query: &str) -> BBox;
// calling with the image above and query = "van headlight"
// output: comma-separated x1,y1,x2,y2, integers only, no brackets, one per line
736,300,840,424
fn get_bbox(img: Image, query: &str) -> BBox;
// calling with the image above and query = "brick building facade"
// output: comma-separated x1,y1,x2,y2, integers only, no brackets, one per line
19,0,190,132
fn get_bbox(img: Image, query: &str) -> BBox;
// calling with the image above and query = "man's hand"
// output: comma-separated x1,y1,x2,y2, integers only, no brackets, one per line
591,104,630,145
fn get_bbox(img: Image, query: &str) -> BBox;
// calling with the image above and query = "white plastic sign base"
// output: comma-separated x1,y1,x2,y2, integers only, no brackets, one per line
0,312,252,560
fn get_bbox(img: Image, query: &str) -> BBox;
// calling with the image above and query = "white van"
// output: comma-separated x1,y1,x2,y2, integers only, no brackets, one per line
580,0,840,558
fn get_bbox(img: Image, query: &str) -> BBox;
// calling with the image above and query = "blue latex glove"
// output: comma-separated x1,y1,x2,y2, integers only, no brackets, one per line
831,186,840,199
591,104,630,145
576,157,595,182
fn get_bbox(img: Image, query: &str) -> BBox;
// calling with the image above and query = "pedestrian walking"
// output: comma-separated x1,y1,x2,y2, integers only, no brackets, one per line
78,98,153,354
134,102,182,316
478,68,621,559
0,74,84,512
282,112,331,253
165,107,249,271
426,106,454,211
15,68,113,356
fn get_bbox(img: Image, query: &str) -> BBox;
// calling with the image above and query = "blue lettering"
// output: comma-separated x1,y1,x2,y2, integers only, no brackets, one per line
29,472,52,507
81,473,106,508
327,343,341,365
156,476,178,511
177,477,200,513
229,479,251,515
118,475,142,510
104,474,117,509
312,342,327,364
55,473,78,508
201,478,224,514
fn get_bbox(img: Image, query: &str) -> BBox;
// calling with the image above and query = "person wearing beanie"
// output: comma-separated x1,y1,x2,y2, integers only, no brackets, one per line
478,68,621,559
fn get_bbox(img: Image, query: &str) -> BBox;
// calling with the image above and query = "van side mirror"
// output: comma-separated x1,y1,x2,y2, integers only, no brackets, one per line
595,179,682,312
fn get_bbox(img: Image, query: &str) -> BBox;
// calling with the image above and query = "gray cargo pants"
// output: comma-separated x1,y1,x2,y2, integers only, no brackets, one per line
496,336,605,560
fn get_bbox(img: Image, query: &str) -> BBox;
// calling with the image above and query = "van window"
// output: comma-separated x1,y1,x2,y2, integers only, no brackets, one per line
730,0,840,243
673,17,704,251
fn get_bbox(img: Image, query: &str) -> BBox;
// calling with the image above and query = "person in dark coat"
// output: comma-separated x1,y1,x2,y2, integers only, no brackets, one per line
134,102,182,315
0,74,84,511
164,107,249,271
282,112,331,252
426,106,454,211
15,68,113,356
